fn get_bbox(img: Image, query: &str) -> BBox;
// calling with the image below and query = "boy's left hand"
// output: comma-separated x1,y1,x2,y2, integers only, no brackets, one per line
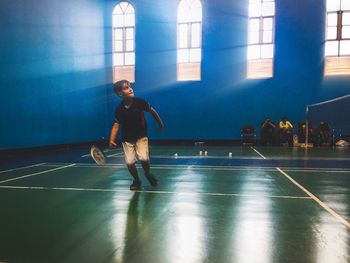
109,141,117,147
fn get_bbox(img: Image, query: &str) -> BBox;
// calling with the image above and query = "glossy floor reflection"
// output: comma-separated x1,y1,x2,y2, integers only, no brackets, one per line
0,146,349,262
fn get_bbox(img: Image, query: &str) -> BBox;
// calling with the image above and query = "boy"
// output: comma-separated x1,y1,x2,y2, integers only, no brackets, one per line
109,80,164,191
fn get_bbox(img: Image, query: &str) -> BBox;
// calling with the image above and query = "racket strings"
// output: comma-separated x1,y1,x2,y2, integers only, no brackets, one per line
91,146,107,165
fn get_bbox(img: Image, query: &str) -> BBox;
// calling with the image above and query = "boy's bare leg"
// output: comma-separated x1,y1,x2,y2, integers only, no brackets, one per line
141,161,158,187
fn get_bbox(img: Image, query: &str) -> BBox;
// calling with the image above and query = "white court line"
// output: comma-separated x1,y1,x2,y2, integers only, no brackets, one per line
0,164,76,184
38,163,350,173
0,163,45,174
283,168,350,173
106,152,124,157
149,155,265,159
250,147,267,159
0,185,311,199
151,154,350,161
81,152,350,160
276,167,350,229
39,163,279,172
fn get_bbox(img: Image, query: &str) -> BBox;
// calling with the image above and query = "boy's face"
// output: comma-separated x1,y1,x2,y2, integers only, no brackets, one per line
118,83,134,98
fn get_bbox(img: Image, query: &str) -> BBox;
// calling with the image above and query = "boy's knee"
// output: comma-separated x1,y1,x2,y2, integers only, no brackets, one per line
126,160,136,166
138,155,149,162
124,153,137,165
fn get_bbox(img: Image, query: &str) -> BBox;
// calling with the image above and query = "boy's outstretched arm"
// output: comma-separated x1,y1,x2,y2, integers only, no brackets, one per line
109,122,119,147
149,107,164,131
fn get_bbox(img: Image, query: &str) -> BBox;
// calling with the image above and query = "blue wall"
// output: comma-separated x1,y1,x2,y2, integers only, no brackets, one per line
0,0,109,149
105,0,350,140
1,0,350,149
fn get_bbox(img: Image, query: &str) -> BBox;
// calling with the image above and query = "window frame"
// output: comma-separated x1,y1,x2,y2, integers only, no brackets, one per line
325,1,350,57
177,0,203,81
113,26,135,65
247,0,275,79
112,2,136,82
324,0,350,76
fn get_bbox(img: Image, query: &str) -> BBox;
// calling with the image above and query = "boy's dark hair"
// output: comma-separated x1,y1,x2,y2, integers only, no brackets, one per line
114,80,130,94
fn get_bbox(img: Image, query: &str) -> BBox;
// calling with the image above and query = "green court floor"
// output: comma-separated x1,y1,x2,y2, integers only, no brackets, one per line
0,146,349,262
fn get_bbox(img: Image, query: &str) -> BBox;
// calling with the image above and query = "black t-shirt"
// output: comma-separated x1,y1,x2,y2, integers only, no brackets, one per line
114,97,151,142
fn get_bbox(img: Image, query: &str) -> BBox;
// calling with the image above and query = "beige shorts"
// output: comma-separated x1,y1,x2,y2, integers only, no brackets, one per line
122,137,149,165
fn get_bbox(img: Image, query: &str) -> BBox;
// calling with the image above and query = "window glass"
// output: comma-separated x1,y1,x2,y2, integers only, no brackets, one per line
327,13,338,26
113,5,123,14
190,48,201,62
249,31,260,44
126,40,134,51
113,14,124,27
341,0,350,10
113,53,124,66
342,26,350,38
248,1,274,60
250,19,260,31
327,26,337,40
340,40,350,55
263,18,273,30
124,14,135,27
178,49,189,63
191,23,201,47
126,28,134,39
343,12,350,25
125,52,135,65
325,0,350,76
119,2,129,12
112,2,135,82
327,0,340,12
261,44,273,58
248,45,261,59
177,0,202,80
325,41,339,56
249,3,261,17
114,29,123,40
261,2,274,16
263,31,272,43
114,41,123,52
178,0,202,22
179,24,189,48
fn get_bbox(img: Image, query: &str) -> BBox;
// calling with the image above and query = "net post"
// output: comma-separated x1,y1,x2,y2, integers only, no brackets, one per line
305,105,309,146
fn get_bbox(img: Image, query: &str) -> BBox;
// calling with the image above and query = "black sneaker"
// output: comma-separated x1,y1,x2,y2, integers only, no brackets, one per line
130,180,141,191
145,174,158,187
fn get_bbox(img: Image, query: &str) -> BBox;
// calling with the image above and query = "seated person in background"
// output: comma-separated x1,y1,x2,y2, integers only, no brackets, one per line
279,117,293,146
261,118,276,145
298,121,315,143
302,121,315,143
318,122,331,145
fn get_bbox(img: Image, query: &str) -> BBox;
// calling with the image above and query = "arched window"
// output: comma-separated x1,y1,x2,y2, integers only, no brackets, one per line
325,0,350,76
247,0,275,79
177,0,202,81
112,2,135,83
